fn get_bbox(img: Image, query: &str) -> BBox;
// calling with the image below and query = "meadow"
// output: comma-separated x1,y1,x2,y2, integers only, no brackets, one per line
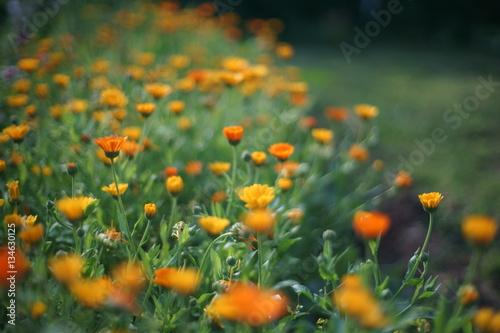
0,2,499,332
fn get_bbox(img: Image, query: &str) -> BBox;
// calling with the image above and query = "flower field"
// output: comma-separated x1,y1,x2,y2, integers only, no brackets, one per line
1,2,498,332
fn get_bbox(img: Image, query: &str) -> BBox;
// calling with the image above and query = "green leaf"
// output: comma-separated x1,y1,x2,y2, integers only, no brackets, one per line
292,284,314,300
84,199,100,216
416,291,436,301
406,278,424,287
209,248,223,280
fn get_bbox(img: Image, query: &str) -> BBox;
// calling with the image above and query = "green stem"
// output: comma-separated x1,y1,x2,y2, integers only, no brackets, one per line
258,233,264,287
111,161,132,242
133,219,151,262
199,232,232,274
167,197,178,242
464,247,481,285
71,176,75,198
73,224,81,254
225,145,238,218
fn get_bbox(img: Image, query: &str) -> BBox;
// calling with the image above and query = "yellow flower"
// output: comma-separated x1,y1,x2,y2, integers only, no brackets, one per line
473,308,495,332
53,74,70,88
168,100,185,115
355,104,379,119
221,56,250,72
31,301,47,319
12,79,31,93
70,278,112,308
112,261,146,292
135,52,155,66
94,135,127,159
285,208,304,223
7,94,29,107
152,267,201,295
121,127,141,141
311,128,334,144
102,183,128,197
178,116,192,131
277,178,293,192
19,223,44,244
22,215,37,227
199,216,230,235
461,215,498,246
66,99,88,114
35,83,49,98
166,175,184,195
418,192,443,213
144,203,157,219
243,208,276,234
169,54,191,69
275,42,294,60
3,124,30,143
6,180,20,204
145,83,172,99
18,58,39,72
100,88,128,108
4,214,22,227
25,104,37,117
49,254,83,284
238,184,275,209
251,151,267,166
349,144,369,162
136,103,156,117
56,196,97,223
209,162,231,176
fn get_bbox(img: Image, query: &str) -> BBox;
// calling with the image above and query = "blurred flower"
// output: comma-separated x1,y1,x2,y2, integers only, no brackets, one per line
185,161,203,176
102,183,128,197
223,126,244,145
18,58,39,72
178,116,192,131
31,301,47,319
164,166,178,177
251,151,267,166
209,162,231,176
212,190,228,203
166,175,184,195
268,143,294,161
459,285,479,305
113,108,128,121
56,196,96,223
25,104,37,117
35,84,49,98
67,99,87,114
300,116,317,130
49,254,83,284
418,192,443,213
95,135,127,159
349,144,369,162
92,59,110,74
372,160,384,171
7,94,29,107
473,308,497,333
0,246,30,288
395,171,412,187
238,184,275,209
286,208,304,223
100,88,128,108
221,56,250,72
462,215,498,246
144,203,157,219
169,54,191,69
3,124,30,143
355,104,379,120
275,42,294,60
152,267,201,294
275,161,299,178
12,78,31,93
135,52,155,66
168,100,185,115
199,216,230,235
50,104,63,120
206,283,288,326
19,223,44,244
122,127,141,140
353,211,391,239
121,140,140,157
0,159,5,172
53,74,70,88
70,278,112,308
6,180,20,204
4,214,22,227
324,106,349,122
243,208,276,234
136,103,156,118
145,83,172,99
112,261,146,292
277,178,293,192
311,128,334,144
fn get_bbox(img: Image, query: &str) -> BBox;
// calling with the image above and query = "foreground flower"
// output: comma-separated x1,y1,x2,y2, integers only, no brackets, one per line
238,184,275,209
199,216,230,235
166,175,184,195
95,136,128,159
56,196,97,223
3,124,30,143
243,208,276,234
353,211,391,239
461,215,498,246
223,126,244,145
112,261,146,292
48,254,83,284
355,104,379,120
268,143,294,161
0,246,30,288
102,183,128,197
418,192,444,213
311,128,334,144
333,274,389,329
206,283,288,326
209,162,231,176
152,267,201,294
473,308,500,333
70,278,112,308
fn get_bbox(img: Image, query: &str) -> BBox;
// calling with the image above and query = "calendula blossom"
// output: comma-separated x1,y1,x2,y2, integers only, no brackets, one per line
56,196,97,223
94,136,128,159
198,216,230,235
102,183,128,197
152,267,201,294
418,192,443,213
238,184,275,209
3,124,30,143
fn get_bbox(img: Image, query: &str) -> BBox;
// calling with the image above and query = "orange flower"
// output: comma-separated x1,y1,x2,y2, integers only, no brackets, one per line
164,166,178,177
56,196,97,223
168,100,185,115
199,216,230,235
268,143,294,161
223,126,244,145
277,178,293,192
206,283,288,326
3,124,30,143
31,301,47,319
35,83,49,98
395,171,412,187
121,140,140,157
353,211,391,239
251,151,267,166
7,94,29,107
18,58,39,72
122,126,141,140
48,253,83,284
311,128,334,144
70,278,112,308
355,104,379,120
462,215,498,246
243,208,276,234
145,83,172,99
349,144,369,162
112,261,146,292
4,214,22,227
19,223,44,244
275,42,294,60
53,74,70,88
324,106,349,122
275,161,299,178
0,246,30,288
418,192,443,213
211,190,228,203
209,162,231,176
152,267,201,294
238,184,275,209
100,88,128,108
459,285,479,305
166,175,184,195
185,161,203,176
136,103,156,117
95,135,127,159
144,203,157,219
6,180,20,204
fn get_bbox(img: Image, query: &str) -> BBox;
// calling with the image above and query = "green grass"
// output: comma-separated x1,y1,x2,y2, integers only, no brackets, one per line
297,43,500,215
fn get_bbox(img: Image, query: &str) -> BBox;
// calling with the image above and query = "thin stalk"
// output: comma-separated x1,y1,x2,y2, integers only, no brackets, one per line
258,233,264,287
464,247,481,285
225,145,238,217
110,160,131,241
199,232,232,274
133,219,151,262
167,197,178,242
